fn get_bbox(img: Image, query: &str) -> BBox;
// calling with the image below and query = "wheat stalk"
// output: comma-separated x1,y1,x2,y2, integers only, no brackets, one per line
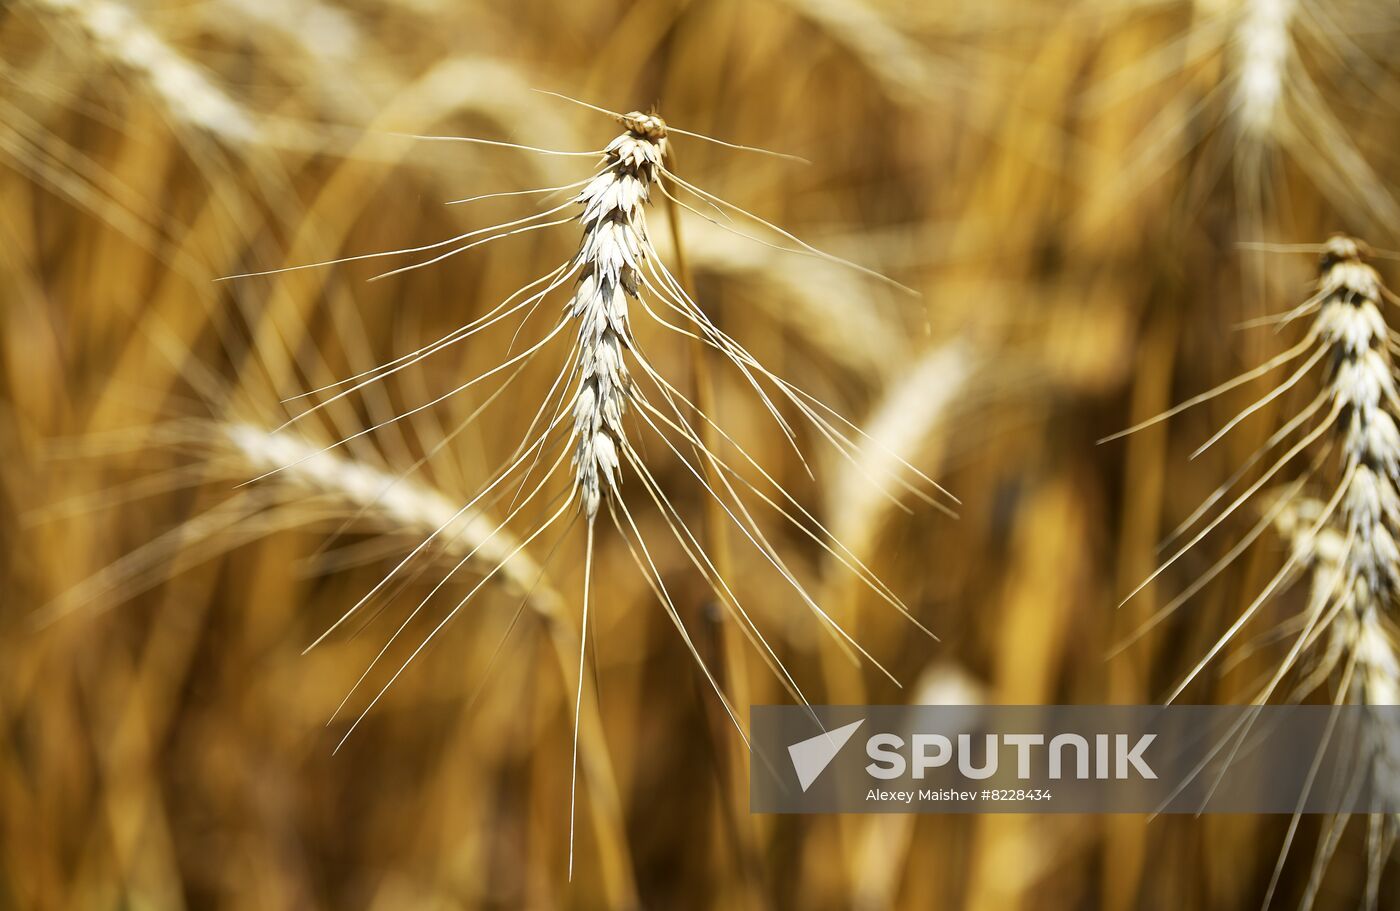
779,0,960,105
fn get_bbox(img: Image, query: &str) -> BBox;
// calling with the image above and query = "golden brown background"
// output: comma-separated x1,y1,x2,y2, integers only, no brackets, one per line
2,0,1399,908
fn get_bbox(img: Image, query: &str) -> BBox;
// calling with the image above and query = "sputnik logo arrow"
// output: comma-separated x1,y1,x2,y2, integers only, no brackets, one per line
787,719,865,792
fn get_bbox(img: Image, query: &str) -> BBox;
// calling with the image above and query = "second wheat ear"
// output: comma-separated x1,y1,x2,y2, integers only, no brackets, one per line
229,104,952,875
1107,237,1400,908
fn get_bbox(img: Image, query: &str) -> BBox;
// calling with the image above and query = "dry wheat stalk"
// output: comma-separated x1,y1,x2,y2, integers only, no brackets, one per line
779,0,960,104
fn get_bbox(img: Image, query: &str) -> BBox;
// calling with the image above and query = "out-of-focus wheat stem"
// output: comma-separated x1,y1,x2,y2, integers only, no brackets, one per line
661,160,769,908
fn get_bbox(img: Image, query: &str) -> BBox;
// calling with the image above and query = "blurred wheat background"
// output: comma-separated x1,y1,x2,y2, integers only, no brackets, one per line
3,0,1400,908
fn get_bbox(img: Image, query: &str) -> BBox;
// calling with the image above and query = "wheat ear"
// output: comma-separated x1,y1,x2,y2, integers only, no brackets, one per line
229,104,951,877
1084,1,1400,234
27,0,258,145
1271,501,1400,911
1111,236,1400,908
1234,0,1295,141
1110,238,1394,693
40,421,559,626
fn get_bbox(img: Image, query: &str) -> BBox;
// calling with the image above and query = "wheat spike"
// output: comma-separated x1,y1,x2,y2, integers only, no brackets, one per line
1234,0,1295,141
224,104,950,876
41,420,559,627
28,0,258,145
1112,237,1400,907
1272,502,1400,911
567,113,664,519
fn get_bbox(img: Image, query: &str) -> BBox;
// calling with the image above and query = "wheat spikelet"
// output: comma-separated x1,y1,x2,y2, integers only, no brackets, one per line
1231,0,1400,230
826,341,972,570
1112,238,1395,693
223,422,553,603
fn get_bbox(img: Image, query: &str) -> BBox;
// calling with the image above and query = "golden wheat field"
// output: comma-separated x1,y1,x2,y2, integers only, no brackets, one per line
5,0,1400,908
